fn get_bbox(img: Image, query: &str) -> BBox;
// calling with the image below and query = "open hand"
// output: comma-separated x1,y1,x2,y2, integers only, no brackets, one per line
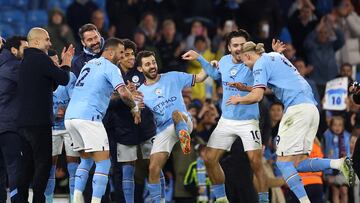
272,39,286,53
228,82,249,91
226,95,242,105
61,44,75,67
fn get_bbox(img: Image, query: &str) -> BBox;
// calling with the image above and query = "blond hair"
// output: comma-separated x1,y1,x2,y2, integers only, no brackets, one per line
241,41,265,54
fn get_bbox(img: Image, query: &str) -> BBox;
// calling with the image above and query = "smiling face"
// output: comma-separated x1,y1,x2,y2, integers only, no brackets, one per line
82,30,101,53
120,48,135,69
139,55,158,80
228,36,246,63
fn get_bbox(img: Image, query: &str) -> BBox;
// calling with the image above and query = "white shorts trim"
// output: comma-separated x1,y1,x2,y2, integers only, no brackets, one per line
65,119,109,153
151,118,193,155
52,130,79,157
276,103,319,156
116,136,155,162
207,117,262,151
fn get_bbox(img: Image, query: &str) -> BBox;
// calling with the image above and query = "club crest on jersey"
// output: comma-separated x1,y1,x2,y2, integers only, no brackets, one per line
132,75,139,83
230,68,238,79
155,88,164,98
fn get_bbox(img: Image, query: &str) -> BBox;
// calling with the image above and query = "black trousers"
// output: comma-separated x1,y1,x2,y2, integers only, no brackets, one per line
353,136,360,179
0,154,6,202
0,131,22,202
15,126,52,203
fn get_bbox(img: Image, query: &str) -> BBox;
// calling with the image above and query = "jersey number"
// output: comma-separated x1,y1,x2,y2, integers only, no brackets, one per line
76,68,90,87
250,130,260,143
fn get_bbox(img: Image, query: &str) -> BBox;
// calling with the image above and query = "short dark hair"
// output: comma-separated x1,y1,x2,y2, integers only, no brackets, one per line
136,50,155,66
104,37,124,50
225,29,250,54
122,39,137,54
194,35,206,44
78,23,98,40
4,36,27,51
270,101,284,110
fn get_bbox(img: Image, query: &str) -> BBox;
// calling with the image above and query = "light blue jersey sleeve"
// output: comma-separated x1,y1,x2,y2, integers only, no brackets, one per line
252,57,270,89
104,62,125,90
197,56,221,80
65,72,77,97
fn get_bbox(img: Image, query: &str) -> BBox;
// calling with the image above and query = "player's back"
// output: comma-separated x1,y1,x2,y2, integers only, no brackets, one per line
65,57,124,121
254,52,316,109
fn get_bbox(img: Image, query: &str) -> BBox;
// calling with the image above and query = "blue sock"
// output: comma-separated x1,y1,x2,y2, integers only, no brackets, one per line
258,192,269,202
160,170,165,199
92,159,111,199
147,183,161,203
45,165,56,202
67,162,78,199
74,158,93,192
276,161,308,200
175,120,188,135
122,164,135,203
296,158,331,172
212,184,226,199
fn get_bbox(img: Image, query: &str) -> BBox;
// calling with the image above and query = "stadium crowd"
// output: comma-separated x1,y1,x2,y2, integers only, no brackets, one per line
1,0,360,203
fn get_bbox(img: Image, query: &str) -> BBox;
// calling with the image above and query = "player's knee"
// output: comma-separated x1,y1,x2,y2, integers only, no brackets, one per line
204,153,217,167
149,162,161,175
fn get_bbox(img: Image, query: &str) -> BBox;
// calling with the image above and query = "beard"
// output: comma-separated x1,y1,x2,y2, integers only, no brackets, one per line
144,70,157,80
89,42,101,53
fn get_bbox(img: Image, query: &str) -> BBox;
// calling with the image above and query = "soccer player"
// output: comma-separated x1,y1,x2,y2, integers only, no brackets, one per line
65,38,140,203
182,30,275,203
44,49,80,203
136,50,207,203
227,41,354,203
103,39,158,203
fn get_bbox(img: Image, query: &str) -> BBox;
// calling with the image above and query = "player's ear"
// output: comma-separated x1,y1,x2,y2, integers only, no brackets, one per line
137,66,143,72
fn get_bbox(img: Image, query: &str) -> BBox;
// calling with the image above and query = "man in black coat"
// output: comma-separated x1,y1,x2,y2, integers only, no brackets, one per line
350,82,360,180
0,36,28,202
15,27,74,203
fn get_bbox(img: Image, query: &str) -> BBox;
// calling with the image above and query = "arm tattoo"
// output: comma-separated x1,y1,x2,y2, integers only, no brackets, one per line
118,86,136,109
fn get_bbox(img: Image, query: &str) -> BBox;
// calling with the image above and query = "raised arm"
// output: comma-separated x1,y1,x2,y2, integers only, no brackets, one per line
182,50,221,80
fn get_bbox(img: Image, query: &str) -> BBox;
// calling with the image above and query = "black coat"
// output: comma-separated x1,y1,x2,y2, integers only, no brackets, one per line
0,49,20,132
17,48,70,127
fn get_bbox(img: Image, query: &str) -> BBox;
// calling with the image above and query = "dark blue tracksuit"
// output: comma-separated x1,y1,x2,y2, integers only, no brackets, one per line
0,49,22,202
103,67,156,203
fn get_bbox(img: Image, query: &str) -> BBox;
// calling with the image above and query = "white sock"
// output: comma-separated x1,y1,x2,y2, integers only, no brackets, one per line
299,196,311,203
73,190,84,203
330,159,342,170
91,197,101,203
160,198,166,203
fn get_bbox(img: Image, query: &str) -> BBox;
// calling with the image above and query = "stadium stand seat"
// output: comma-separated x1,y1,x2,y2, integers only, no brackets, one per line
27,9,48,28
0,24,16,39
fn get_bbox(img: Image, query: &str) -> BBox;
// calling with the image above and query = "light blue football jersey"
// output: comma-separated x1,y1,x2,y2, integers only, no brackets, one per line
198,55,259,120
53,72,77,130
252,52,317,110
65,57,125,121
138,72,195,133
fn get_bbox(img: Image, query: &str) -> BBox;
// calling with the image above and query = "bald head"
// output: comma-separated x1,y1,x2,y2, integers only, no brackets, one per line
27,27,52,53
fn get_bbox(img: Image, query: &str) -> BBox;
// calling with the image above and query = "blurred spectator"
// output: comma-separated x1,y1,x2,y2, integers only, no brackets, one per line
288,1,318,58
304,15,345,98
66,0,99,42
211,20,238,57
185,20,210,51
46,8,76,57
133,30,162,68
138,12,158,45
269,101,284,141
285,138,324,203
106,0,140,39
353,0,360,15
293,58,321,107
156,19,185,73
184,143,213,202
186,36,216,101
331,0,360,65
91,10,115,39
0,36,4,51
323,116,351,203
196,100,219,142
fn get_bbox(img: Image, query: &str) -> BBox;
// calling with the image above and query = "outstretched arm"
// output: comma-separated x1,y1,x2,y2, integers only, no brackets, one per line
182,50,221,80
